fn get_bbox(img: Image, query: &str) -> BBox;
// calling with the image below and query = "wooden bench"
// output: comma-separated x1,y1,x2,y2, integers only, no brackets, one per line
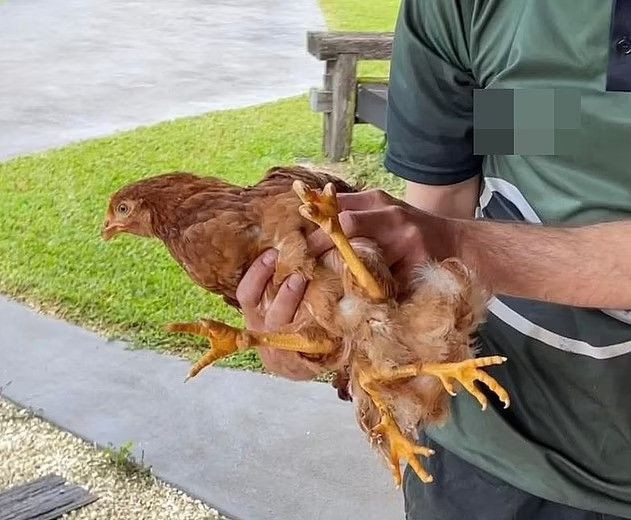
307,31,394,161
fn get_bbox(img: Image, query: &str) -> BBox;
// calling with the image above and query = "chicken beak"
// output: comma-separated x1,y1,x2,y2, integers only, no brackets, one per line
101,221,122,240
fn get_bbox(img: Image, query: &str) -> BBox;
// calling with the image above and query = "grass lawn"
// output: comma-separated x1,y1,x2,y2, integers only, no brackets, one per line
320,0,400,77
0,1,402,370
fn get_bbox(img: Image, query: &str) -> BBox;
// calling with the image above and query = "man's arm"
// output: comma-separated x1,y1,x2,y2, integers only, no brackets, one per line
403,177,631,308
404,177,480,219
454,218,631,309
309,190,631,311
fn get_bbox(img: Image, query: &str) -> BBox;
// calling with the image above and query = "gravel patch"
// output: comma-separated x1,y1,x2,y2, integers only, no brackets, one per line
0,398,228,520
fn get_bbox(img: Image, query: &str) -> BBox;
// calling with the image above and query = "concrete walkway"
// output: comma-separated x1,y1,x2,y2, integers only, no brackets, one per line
0,0,324,160
0,297,403,519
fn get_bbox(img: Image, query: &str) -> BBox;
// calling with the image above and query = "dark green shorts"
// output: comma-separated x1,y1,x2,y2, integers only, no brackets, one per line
403,433,626,520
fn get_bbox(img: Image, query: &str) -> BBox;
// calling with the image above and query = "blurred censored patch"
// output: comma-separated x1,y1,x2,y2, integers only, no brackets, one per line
473,88,581,155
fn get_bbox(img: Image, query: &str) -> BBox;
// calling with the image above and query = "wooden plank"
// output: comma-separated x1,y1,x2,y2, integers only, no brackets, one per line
328,54,358,161
1,479,96,520
307,31,394,61
0,476,64,509
0,474,98,520
309,87,332,113
322,59,335,156
355,83,389,131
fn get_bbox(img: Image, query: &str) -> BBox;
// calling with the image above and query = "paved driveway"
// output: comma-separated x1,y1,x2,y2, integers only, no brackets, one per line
0,0,324,160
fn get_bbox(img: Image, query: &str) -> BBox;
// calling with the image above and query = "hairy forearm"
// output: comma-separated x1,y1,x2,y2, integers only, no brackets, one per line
333,179,630,308
449,218,631,309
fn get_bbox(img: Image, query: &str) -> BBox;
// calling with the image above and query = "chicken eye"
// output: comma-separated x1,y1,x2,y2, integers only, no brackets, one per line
117,203,129,215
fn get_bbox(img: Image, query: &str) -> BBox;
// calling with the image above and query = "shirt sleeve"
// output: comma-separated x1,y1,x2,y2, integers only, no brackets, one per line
384,0,482,186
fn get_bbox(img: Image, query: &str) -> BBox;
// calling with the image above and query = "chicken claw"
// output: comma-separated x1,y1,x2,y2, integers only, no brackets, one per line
166,319,243,381
357,356,509,486
166,318,336,381
292,180,385,301
421,356,510,410
358,367,435,485
371,412,435,486
293,180,340,233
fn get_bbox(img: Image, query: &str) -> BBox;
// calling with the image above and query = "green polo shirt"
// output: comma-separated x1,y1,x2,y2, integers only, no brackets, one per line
385,0,631,517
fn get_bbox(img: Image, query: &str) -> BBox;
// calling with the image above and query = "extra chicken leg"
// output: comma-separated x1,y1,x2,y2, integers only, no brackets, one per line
293,181,511,484
166,319,335,380
357,366,436,486
420,356,510,410
357,356,510,485
291,180,512,408
293,180,386,301
293,181,436,484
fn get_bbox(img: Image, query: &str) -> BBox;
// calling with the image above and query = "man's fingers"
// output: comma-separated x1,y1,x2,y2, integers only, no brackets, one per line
307,208,404,257
236,249,278,309
264,274,307,329
307,210,365,256
306,229,334,257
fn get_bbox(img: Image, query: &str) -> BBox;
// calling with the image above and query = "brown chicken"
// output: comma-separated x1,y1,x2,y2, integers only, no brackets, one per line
102,165,509,486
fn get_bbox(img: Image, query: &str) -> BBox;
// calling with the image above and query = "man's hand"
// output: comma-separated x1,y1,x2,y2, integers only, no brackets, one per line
236,249,319,381
309,187,631,309
307,189,455,288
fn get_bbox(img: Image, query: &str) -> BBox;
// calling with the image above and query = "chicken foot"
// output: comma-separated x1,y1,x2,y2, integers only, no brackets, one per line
420,356,511,410
358,355,510,485
366,355,510,410
293,180,386,301
166,318,335,381
357,367,436,486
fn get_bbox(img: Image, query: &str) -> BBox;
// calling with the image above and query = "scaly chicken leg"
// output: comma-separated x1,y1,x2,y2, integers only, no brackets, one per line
293,180,386,301
293,181,511,484
358,356,509,485
166,319,335,380
357,366,436,486
291,180,511,407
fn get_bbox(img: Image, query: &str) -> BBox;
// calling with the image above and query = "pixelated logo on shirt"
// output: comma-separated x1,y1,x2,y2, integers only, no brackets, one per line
473,88,581,156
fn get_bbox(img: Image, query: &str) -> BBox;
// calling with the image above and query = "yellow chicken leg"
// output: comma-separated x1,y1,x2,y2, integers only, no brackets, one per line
358,368,435,486
367,355,510,410
166,318,335,380
373,411,436,486
420,356,511,410
357,355,510,485
293,180,385,301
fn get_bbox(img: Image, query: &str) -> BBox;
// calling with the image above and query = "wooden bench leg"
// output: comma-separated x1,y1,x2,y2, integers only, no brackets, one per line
322,60,334,157
325,54,358,162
